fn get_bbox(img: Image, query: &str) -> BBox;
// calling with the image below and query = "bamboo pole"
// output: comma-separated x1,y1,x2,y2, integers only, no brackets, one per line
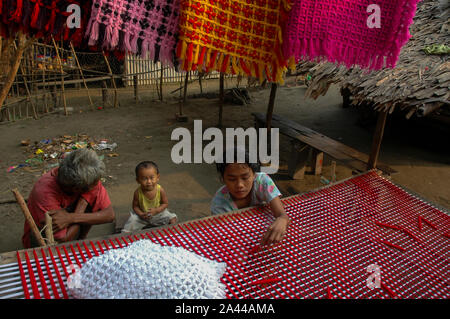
102,51,118,108
13,42,38,120
183,71,189,103
367,111,388,170
0,33,35,113
70,42,94,110
160,64,163,101
11,188,46,247
51,36,68,116
219,73,224,127
44,213,55,245
42,44,49,113
134,75,139,104
266,83,278,131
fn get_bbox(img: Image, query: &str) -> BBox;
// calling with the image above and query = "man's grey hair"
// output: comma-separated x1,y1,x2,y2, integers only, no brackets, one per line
57,149,105,192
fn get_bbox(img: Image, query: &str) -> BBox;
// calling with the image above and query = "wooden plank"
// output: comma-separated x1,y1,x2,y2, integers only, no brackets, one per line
252,112,396,174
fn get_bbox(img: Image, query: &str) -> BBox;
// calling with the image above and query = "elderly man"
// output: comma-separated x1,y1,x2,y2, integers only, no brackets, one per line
22,149,115,248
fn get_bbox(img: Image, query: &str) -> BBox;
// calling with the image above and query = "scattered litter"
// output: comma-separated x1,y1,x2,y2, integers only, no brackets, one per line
107,153,119,157
94,141,117,151
10,134,118,175
7,164,29,173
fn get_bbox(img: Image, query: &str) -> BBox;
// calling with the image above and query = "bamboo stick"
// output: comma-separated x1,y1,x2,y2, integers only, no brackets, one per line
102,51,118,108
51,36,68,116
11,188,46,247
70,42,94,110
219,73,224,127
0,33,34,114
13,42,38,120
160,64,163,101
44,213,55,246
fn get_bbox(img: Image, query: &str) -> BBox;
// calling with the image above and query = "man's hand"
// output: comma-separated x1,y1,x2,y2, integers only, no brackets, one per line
48,209,74,232
261,215,290,245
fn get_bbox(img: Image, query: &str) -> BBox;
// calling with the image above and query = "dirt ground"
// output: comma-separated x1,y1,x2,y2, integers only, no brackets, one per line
0,77,449,253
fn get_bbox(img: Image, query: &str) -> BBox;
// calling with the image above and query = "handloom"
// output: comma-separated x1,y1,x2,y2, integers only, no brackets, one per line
177,0,292,83
85,0,181,65
0,171,448,299
283,0,422,70
0,0,86,46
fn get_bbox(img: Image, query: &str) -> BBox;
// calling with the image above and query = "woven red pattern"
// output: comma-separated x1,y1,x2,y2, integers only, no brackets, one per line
177,0,291,83
9,171,449,299
0,0,86,45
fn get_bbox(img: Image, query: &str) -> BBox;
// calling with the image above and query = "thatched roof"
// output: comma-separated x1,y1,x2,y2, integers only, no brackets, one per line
295,0,449,119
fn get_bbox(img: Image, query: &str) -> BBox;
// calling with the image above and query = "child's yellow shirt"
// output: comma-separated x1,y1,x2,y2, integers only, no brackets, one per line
138,184,160,212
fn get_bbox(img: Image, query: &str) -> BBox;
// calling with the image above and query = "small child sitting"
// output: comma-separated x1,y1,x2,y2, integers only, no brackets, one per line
122,161,177,232
211,147,290,245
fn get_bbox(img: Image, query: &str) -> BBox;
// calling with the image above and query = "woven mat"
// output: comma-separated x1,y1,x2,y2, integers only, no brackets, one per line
283,0,422,70
86,0,180,65
1,171,449,299
177,0,292,83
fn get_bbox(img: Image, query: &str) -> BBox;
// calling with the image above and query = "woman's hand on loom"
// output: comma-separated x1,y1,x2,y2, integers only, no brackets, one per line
261,215,290,245
48,209,74,232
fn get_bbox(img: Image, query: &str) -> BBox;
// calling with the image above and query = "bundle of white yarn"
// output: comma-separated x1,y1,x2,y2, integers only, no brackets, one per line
67,240,227,299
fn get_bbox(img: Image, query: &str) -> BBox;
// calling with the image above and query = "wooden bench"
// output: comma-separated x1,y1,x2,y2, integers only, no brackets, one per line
252,112,397,179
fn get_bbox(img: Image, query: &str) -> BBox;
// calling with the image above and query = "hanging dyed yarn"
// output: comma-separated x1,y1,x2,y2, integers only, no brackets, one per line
85,0,181,65
67,240,227,299
177,0,292,83
0,0,87,46
283,0,422,70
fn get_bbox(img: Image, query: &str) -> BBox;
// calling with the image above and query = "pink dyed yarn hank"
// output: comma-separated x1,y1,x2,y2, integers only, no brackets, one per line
283,0,422,70
86,0,180,66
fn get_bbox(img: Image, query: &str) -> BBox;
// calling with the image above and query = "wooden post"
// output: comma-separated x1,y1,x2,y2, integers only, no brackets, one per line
266,83,278,131
367,111,388,170
11,188,46,247
102,51,118,108
219,73,224,127
160,65,163,101
51,36,68,116
311,149,324,175
102,80,109,108
176,72,189,122
288,140,310,180
70,42,94,110
331,161,336,183
198,72,203,94
133,75,139,104
183,71,189,103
